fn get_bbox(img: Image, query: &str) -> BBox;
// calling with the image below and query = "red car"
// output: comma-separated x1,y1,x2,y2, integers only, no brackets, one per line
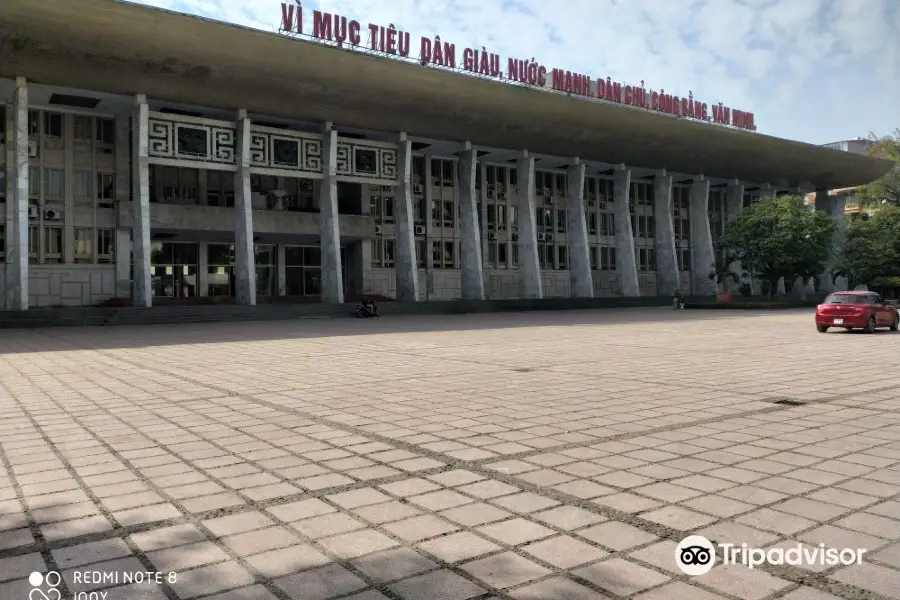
816,291,899,333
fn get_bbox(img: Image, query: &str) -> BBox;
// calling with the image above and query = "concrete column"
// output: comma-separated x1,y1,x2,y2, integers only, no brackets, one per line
776,277,786,296
63,113,75,264
276,244,286,296
612,165,639,296
725,180,744,292
198,243,209,297
515,150,542,299
458,146,484,300
423,155,434,300
5,77,28,310
480,162,491,298
131,95,152,308
565,160,592,298
319,125,344,303
653,171,680,296
114,229,132,299
358,183,372,298
815,189,846,292
393,133,419,301
114,115,131,298
233,109,256,305
689,176,715,295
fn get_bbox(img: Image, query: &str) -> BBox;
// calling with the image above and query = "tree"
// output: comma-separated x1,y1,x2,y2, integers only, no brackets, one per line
856,130,900,208
718,195,836,298
833,205,900,287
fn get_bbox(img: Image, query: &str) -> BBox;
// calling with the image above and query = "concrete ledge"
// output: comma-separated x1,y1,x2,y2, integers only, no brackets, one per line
685,299,822,310
0,296,677,329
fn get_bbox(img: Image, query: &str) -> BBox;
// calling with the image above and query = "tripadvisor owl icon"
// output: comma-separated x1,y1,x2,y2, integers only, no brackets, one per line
675,535,717,576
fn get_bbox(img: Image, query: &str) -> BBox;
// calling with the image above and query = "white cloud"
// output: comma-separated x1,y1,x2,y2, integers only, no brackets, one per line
140,0,898,144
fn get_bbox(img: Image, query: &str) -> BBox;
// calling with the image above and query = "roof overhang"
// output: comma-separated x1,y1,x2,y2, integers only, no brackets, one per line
0,0,893,190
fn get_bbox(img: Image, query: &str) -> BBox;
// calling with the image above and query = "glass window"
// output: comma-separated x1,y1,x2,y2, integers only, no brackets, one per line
0,166,5,200
44,169,63,199
74,171,92,201
557,245,567,269
96,173,115,207
73,116,92,141
285,246,304,267
443,240,454,266
384,239,395,266
28,110,39,137
497,242,507,267
74,227,93,262
43,226,63,262
96,118,115,145
171,242,198,265
44,112,63,138
97,229,114,263
0,224,5,259
416,239,426,268
254,244,275,266
29,166,39,197
28,224,39,260
208,243,233,266
303,246,321,267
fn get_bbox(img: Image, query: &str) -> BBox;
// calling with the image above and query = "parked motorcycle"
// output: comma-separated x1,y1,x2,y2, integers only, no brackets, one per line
355,300,380,318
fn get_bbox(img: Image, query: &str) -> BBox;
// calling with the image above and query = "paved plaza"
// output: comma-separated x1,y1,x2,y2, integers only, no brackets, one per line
1,307,900,600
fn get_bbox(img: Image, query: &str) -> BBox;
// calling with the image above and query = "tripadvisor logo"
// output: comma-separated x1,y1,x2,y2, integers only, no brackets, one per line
675,535,867,576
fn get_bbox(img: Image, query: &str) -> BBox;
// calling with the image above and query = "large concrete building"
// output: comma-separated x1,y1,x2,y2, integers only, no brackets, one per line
0,0,893,310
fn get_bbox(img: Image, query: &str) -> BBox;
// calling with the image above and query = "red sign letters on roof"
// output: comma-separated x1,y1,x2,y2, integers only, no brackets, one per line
279,3,757,132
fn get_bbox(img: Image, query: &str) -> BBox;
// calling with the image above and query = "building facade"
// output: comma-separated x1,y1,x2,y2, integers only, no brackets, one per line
0,2,893,311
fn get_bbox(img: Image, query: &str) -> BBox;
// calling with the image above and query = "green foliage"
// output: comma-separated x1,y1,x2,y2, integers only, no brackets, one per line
718,195,836,298
833,204,900,287
856,130,900,207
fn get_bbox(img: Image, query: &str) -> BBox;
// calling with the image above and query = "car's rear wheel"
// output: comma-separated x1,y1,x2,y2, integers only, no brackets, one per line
864,316,877,333
816,325,828,333
891,314,899,332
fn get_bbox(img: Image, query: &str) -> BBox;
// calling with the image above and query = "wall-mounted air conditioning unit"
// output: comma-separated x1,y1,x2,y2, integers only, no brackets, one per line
496,184,504,192
374,225,382,235
28,205,39,219
588,200,596,207
487,231,497,240
544,197,553,205
545,233,554,242
43,209,62,221
629,205,635,212
413,184,423,194
673,208,680,216
382,186,392,192
497,192,506,200
537,232,546,241
414,225,425,236
599,202,607,209
28,141,39,157
511,233,519,242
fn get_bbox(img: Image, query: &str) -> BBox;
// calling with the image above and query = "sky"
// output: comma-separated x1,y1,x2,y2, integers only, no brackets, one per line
134,0,899,145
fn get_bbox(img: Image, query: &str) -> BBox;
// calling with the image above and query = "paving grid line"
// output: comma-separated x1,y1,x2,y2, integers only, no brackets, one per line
29,345,900,600
2,327,898,599
240,390,900,600
2,372,540,600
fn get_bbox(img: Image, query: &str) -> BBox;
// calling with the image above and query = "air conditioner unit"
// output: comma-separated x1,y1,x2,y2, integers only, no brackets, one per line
28,141,39,157
413,184,423,194
544,197,553,205
496,192,506,200
414,225,425,235
299,180,313,192
599,202,608,209
545,233,554,242
511,233,519,242
43,209,62,221
673,208,680,216
537,232,546,241
487,190,495,199
382,186,392,192
496,184,504,192
374,225,382,235
487,231,497,240
28,205,39,219
629,205,635,212
588,200,596,207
